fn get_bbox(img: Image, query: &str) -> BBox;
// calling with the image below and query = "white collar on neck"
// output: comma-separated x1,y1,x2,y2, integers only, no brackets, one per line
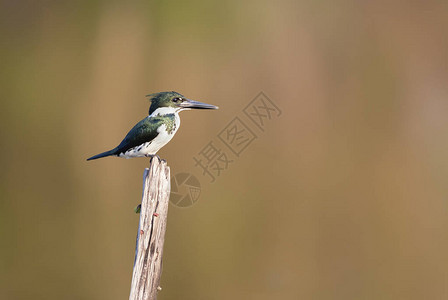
149,107,183,117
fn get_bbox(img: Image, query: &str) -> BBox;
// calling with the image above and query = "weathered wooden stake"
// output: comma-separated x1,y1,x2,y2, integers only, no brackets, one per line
129,157,170,300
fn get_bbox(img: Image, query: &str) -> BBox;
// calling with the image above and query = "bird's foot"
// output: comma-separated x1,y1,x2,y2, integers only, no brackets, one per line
147,154,164,162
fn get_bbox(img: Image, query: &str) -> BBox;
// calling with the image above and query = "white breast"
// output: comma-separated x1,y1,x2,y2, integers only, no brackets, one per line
119,114,181,159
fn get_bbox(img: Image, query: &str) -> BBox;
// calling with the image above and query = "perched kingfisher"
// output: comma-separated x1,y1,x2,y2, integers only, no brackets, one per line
87,91,218,161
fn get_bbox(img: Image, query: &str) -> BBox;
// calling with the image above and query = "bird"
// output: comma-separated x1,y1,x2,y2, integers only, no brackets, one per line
87,91,218,161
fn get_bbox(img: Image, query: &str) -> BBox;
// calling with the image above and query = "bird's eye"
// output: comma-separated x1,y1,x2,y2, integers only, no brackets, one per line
173,97,182,103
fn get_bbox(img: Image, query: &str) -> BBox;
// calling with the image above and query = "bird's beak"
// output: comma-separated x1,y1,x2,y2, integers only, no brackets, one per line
179,99,219,110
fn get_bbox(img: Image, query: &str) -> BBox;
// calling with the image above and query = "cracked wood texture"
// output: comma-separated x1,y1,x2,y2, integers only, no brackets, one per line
129,158,170,300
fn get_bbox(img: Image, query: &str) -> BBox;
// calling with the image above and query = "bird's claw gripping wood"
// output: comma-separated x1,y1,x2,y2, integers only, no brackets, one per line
147,154,162,161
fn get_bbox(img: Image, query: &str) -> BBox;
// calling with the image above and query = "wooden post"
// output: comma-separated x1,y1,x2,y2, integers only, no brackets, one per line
129,157,170,300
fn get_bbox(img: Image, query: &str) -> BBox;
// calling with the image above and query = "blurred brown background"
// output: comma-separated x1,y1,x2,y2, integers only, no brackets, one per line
1,1,448,299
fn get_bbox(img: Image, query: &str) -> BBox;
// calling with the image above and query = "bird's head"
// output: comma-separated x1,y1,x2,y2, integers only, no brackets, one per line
146,91,218,116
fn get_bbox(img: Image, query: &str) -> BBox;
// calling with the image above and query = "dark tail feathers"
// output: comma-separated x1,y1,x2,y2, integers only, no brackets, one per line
87,149,117,161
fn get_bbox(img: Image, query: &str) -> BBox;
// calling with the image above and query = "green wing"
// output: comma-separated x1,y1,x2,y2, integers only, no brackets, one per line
115,116,164,154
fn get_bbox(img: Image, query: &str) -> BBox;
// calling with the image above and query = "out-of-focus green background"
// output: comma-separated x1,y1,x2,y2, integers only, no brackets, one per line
1,1,448,299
